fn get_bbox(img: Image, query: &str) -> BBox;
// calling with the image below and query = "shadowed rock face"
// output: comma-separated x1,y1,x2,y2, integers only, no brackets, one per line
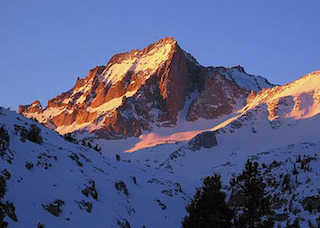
19,37,272,139
187,71,247,121
189,131,218,151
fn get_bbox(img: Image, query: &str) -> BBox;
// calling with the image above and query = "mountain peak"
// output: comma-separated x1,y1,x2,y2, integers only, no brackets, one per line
153,36,177,46
99,37,178,86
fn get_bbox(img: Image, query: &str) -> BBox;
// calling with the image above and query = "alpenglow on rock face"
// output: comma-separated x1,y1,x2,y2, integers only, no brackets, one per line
19,37,273,139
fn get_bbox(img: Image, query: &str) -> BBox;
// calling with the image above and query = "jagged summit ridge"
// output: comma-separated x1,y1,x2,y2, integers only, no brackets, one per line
99,37,177,85
19,37,272,138
243,70,320,120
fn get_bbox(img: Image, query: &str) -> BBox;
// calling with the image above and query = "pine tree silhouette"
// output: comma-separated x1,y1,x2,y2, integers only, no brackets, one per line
235,159,273,228
182,174,233,228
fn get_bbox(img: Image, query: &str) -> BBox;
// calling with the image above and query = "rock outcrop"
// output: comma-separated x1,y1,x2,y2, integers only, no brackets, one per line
18,100,43,115
189,131,218,151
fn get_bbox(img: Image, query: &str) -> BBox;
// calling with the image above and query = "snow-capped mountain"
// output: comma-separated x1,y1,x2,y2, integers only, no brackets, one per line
11,37,320,227
19,37,272,139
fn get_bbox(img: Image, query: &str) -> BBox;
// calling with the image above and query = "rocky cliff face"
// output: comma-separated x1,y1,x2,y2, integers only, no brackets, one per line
19,37,273,138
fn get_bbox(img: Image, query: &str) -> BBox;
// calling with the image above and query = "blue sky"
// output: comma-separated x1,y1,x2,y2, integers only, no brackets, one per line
1,0,320,110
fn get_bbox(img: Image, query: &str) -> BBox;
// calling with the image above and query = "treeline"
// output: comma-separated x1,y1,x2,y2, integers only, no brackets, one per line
62,133,101,152
182,159,300,228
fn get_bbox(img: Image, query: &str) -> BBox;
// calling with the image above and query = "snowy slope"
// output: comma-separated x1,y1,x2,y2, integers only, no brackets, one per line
0,107,196,228
244,70,320,119
215,66,272,92
100,41,174,85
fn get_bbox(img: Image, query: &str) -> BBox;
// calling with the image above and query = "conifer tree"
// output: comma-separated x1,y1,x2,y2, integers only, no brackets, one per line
235,160,273,228
182,174,233,228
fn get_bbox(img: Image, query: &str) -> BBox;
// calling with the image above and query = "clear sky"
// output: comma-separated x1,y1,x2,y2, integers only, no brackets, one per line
1,0,320,110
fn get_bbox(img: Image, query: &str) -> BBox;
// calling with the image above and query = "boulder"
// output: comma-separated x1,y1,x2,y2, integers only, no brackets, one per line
189,131,217,151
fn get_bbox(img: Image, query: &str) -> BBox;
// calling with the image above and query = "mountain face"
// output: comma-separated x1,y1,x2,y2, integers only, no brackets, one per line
19,37,272,139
